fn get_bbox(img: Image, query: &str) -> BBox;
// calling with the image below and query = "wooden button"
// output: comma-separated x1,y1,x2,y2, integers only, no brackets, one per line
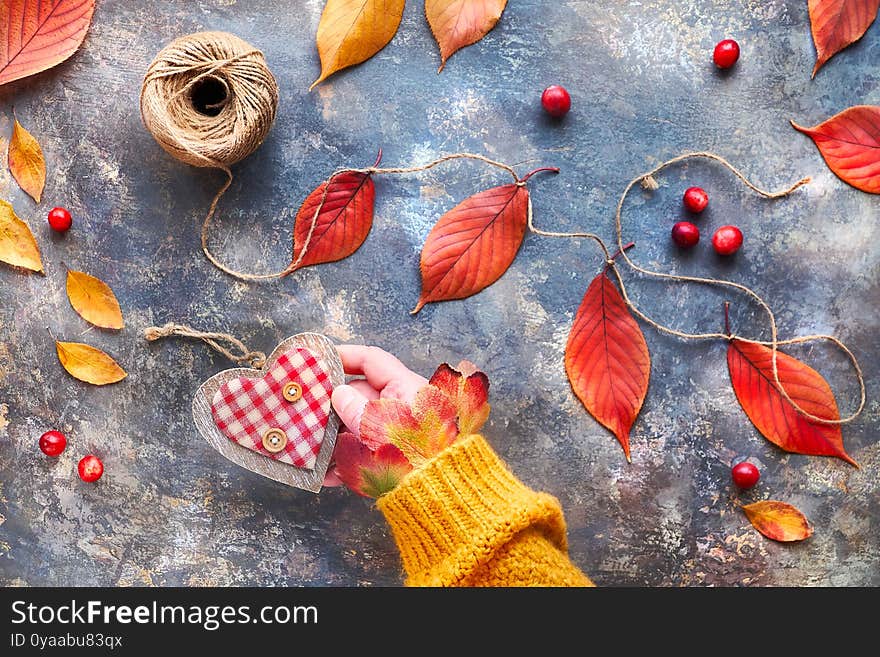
261,428,287,453
282,381,303,402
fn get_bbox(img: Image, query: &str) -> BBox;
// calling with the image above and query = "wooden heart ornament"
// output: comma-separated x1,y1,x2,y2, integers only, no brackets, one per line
192,333,344,492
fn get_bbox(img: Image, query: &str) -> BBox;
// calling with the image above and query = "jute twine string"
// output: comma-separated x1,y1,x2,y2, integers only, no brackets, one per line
201,152,525,280
144,323,266,369
528,151,864,426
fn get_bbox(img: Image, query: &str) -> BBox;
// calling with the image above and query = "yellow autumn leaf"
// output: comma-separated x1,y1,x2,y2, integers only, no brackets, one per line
8,118,46,203
66,270,124,329
743,500,813,542
0,199,43,272
311,0,405,89
55,341,127,385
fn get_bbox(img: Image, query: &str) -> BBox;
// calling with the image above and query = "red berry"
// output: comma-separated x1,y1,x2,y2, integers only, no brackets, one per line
541,85,571,118
683,187,709,213
713,39,740,69
712,225,743,255
39,430,67,457
671,221,700,248
48,207,72,232
732,461,760,489
78,455,104,482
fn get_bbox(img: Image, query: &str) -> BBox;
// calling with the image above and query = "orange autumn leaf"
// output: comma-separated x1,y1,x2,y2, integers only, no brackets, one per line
311,0,405,89
413,183,530,313
743,500,813,542
66,269,124,329
727,339,857,466
808,0,879,77
0,0,96,87
425,0,509,71
55,341,127,385
0,198,42,272
791,106,880,194
429,361,490,434
8,118,45,203
290,170,375,272
359,384,458,466
565,272,650,461
333,431,412,498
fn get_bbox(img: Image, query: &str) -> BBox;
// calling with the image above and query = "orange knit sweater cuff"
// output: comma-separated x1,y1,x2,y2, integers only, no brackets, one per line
376,434,569,586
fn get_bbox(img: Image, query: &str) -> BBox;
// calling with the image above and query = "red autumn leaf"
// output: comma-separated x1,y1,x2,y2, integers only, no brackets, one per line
742,500,813,542
565,272,650,461
791,106,880,194
429,361,490,434
289,170,375,272
334,431,412,498
727,339,857,467
425,0,509,72
413,183,529,313
808,0,879,76
359,384,458,466
0,0,95,87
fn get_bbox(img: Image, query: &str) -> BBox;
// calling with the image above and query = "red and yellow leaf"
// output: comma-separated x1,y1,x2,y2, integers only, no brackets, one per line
565,272,650,461
727,339,856,466
0,199,42,272
0,0,95,87
334,431,412,498
290,171,375,272
311,0,405,89
425,0,508,72
413,184,529,313
359,384,459,466
429,361,490,434
808,0,879,76
791,106,880,194
743,500,813,542
8,118,45,203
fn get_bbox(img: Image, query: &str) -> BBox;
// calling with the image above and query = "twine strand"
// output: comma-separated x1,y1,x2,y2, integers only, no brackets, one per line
144,323,266,368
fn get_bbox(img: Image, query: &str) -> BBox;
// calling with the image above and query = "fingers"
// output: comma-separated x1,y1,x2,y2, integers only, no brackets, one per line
348,379,380,401
331,384,370,436
337,344,428,395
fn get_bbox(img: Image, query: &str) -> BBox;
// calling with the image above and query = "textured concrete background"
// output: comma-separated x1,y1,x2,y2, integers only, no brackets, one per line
0,0,877,586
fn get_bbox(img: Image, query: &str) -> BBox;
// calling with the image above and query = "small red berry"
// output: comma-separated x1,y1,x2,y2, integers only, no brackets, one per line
713,39,740,69
671,221,700,248
732,461,760,489
48,207,72,232
712,225,743,255
39,430,67,457
541,85,571,118
78,455,104,482
683,187,709,213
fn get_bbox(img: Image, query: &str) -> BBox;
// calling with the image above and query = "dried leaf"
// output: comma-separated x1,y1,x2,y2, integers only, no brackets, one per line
8,118,45,203
413,184,529,313
426,0,508,71
0,198,42,272
429,361,490,434
290,171,375,272
791,106,880,194
55,341,127,385
334,431,412,498
565,272,651,461
743,500,813,542
311,0,405,89
66,270,124,329
359,384,459,466
727,339,856,466
0,0,96,87
808,0,879,76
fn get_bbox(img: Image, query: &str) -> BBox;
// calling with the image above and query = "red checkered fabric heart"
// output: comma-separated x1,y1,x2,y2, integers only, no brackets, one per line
210,348,333,470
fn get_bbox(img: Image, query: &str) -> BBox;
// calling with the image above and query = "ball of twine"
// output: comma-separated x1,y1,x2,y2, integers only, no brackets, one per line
140,31,279,169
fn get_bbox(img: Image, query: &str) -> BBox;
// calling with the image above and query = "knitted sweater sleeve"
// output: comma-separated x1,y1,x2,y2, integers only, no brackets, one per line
376,434,594,587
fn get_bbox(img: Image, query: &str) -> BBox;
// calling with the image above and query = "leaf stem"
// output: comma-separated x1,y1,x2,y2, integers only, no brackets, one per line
372,148,383,169
603,242,635,273
518,167,560,184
